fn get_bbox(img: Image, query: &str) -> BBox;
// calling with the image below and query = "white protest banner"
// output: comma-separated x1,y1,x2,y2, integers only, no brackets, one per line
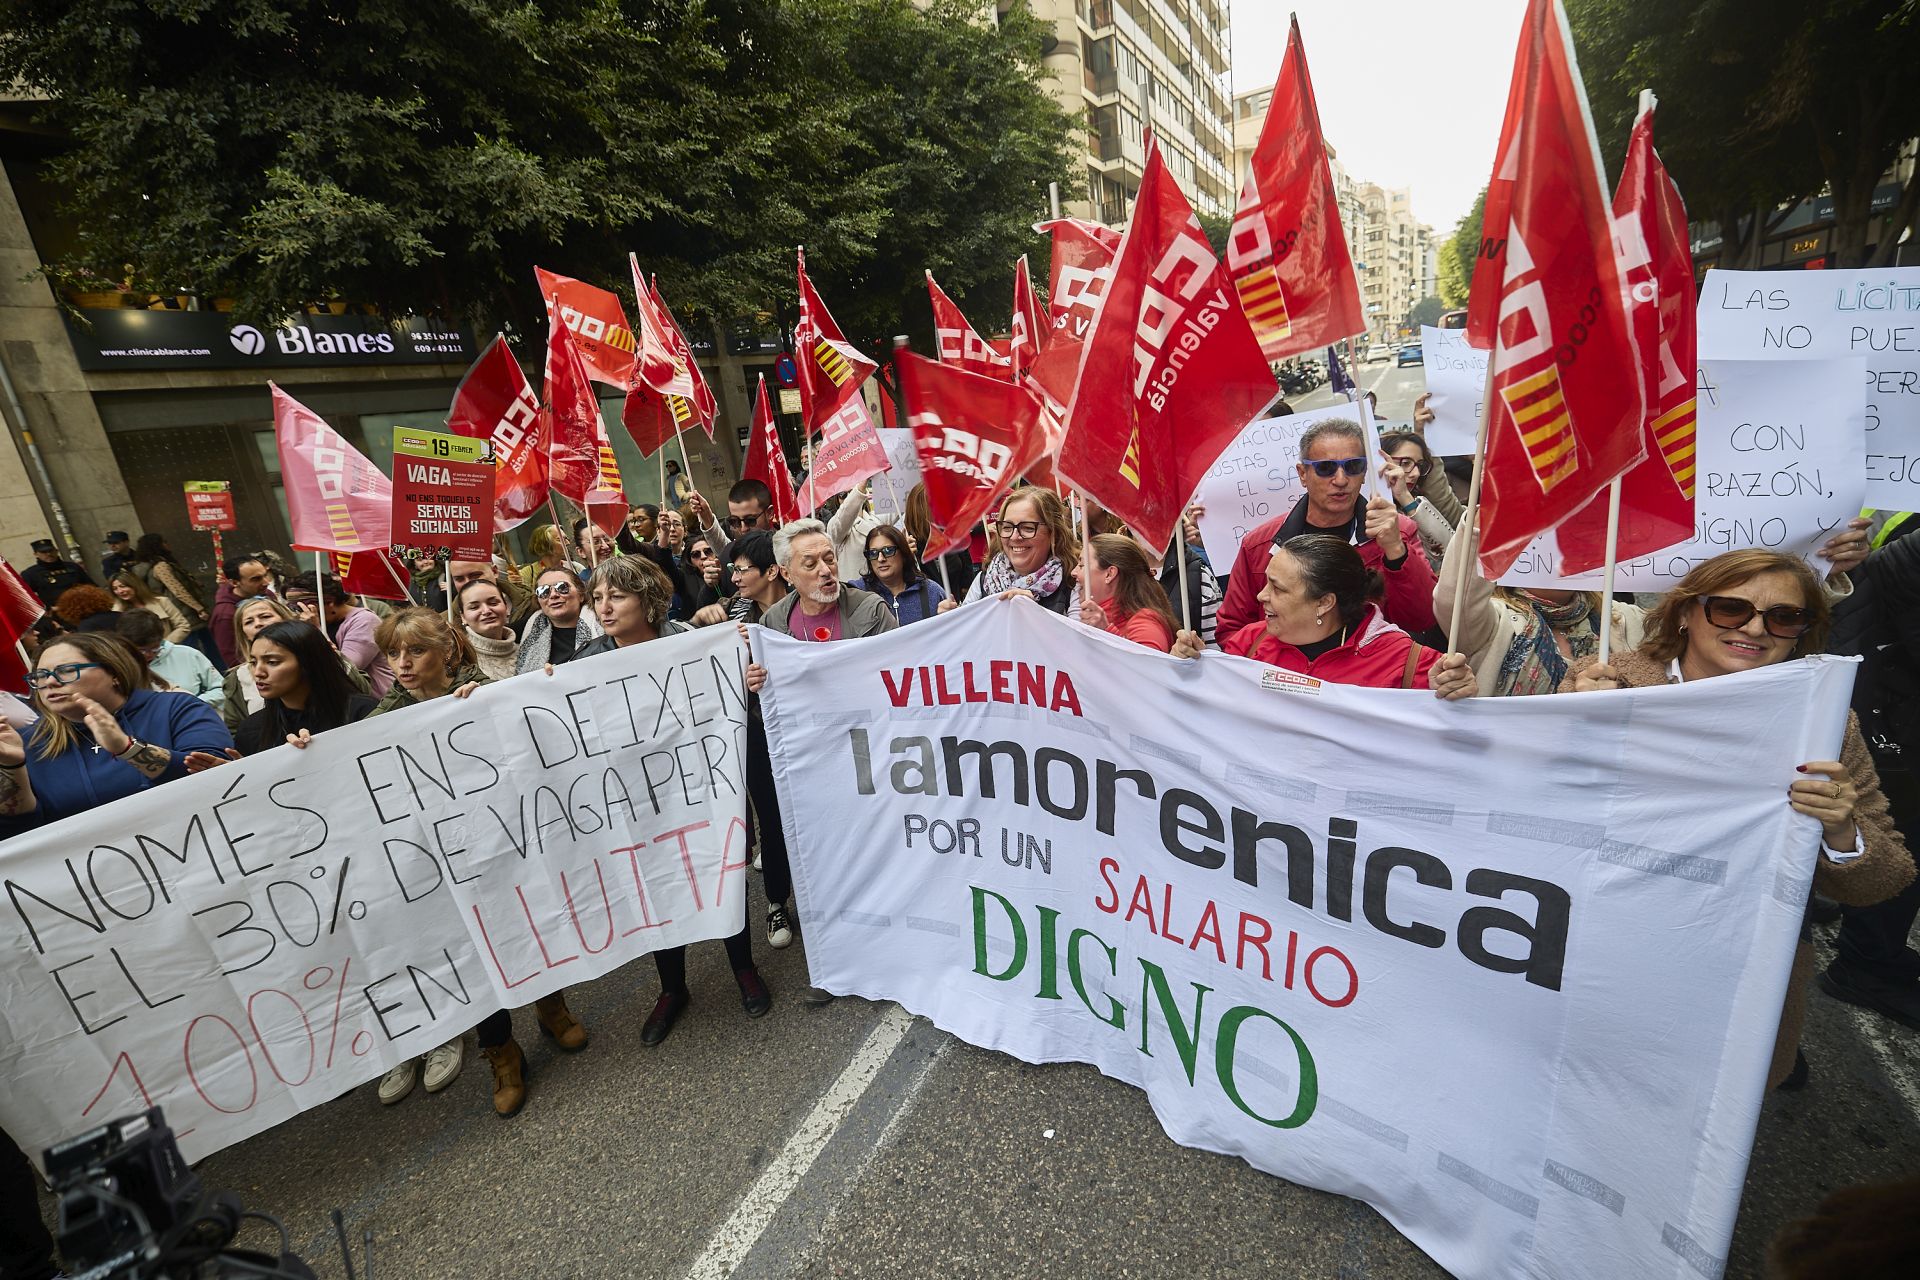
1698,267,1919,508
1418,326,1485,456
0,626,749,1166
1499,356,1866,591
1192,403,1363,567
760,597,1853,1280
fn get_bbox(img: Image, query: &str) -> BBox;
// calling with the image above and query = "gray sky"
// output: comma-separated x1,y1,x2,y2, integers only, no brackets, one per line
1229,0,1530,234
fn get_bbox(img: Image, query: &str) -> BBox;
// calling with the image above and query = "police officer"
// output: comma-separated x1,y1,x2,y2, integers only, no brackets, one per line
100,529,136,578
19,537,93,607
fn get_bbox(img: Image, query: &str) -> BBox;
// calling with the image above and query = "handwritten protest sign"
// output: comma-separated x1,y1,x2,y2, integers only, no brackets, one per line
1417,326,1484,456
0,627,749,1165
760,598,1854,1280
1192,404,1363,567
874,426,923,514
1498,357,1866,590
1697,267,1919,508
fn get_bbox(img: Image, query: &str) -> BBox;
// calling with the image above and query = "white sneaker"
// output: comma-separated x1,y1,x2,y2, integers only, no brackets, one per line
377,1059,418,1105
422,1037,466,1092
766,905,794,949
753,849,763,872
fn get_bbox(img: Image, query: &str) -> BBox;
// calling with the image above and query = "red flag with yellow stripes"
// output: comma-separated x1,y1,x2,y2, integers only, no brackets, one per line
795,248,877,434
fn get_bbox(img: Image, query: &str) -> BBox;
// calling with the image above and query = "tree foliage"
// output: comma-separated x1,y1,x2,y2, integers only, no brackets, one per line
1408,295,1445,328
0,0,1080,338
1435,187,1484,308
1565,0,1920,268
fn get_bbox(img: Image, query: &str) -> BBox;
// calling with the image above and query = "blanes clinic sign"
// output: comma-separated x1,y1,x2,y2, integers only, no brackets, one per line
65,310,473,371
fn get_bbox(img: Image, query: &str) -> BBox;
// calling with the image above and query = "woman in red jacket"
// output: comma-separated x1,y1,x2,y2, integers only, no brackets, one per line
1074,534,1178,652
1176,534,1476,697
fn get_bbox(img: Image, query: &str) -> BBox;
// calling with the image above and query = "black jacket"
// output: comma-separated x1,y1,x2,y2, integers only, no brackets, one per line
1829,520,1919,771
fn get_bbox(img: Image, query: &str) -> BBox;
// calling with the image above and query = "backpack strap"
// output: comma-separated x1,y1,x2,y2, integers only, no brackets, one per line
1400,644,1422,690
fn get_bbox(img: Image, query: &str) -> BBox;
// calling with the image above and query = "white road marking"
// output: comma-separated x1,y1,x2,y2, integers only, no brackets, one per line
683,1004,916,1280
1841,1003,1920,1122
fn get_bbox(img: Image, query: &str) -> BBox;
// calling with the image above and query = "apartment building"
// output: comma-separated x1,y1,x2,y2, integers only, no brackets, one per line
1030,0,1236,226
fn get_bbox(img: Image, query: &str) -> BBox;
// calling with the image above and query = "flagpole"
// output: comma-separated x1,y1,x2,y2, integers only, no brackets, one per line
380,554,419,606
1596,478,1623,665
312,550,324,599
1446,358,1500,646
442,565,455,625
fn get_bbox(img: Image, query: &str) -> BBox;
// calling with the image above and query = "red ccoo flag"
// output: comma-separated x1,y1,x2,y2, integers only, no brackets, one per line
328,549,417,602
1009,255,1045,383
1461,0,1645,577
1057,136,1280,552
1553,93,1696,574
926,271,1013,380
544,311,627,535
1228,16,1364,360
271,384,392,554
0,557,44,694
620,255,704,457
535,267,637,388
795,248,877,433
743,376,802,527
653,276,718,438
447,335,550,534
896,350,1048,559
1028,219,1121,478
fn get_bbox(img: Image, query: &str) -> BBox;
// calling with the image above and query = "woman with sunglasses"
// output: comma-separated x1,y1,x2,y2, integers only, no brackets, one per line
854,525,945,625
0,632,233,827
1378,430,1455,567
678,534,725,619
1565,549,1913,1090
941,487,1079,616
515,566,602,673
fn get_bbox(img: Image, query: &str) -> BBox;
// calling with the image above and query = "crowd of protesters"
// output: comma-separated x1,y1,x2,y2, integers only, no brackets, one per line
2,406,1916,1278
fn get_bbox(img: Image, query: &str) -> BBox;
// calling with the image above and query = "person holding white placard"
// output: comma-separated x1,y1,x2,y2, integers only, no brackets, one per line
1564,550,1913,1091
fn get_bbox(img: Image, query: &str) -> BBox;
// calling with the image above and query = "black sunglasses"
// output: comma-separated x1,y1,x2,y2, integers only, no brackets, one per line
864,546,901,561
1305,457,1369,478
1699,595,1812,640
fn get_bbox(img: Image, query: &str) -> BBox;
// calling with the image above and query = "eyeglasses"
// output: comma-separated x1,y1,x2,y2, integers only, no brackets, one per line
996,520,1043,540
1389,454,1427,475
865,546,900,561
535,582,575,599
723,514,762,532
732,563,758,577
1699,595,1813,640
1305,458,1369,478
690,548,716,561
27,662,104,688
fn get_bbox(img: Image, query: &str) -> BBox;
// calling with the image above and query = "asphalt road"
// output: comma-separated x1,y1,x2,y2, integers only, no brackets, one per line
28,864,1917,1280
1291,354,1432,433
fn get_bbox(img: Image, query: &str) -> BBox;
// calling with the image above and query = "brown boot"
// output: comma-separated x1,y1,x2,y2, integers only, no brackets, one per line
534,992,588,1052
481,1038,528,1117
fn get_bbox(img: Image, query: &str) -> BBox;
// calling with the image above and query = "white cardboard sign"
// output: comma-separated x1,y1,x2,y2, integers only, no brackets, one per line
1418,326,1485,457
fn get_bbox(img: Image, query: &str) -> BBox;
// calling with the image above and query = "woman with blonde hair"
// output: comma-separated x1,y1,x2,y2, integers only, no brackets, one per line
0,632,231,826
1074,534,1179,652
516,522,579,590
944,486,1079,615
367,608,587,1115
1565,549,1913,1091
109,570,192,643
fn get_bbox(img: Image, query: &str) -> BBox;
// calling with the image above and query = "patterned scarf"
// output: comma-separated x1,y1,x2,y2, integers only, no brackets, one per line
981,552,1065,600
1497,593,1600,696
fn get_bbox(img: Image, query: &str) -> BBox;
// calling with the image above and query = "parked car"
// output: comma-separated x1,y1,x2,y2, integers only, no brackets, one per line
1396,344,1424,367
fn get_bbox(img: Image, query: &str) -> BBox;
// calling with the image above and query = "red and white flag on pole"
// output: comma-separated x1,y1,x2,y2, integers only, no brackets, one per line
1057,136,1280,552
926,271,1013,379
534,267,637,388
619,256,705,457
653,276,718,437
1228,15,1365,360
271,384,393,553
1028,219,1122,480
544,312,627,535
796,247,877,433
744,375,802,527
1461,0,1645,578
1009,255,1046,383
897,350,1047,559
797,398,891,514
1552,93,1696,574
447,335,549,534
328,549,416,602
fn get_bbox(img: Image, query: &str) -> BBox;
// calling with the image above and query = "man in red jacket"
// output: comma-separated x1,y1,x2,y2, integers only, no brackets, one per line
1215,419,1435,638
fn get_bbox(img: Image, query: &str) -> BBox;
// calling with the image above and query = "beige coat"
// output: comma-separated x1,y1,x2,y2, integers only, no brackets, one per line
116,595,192,644
1565,648,1915,1090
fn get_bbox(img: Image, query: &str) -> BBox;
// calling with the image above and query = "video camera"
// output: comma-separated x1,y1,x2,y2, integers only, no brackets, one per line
43,1107,360,1280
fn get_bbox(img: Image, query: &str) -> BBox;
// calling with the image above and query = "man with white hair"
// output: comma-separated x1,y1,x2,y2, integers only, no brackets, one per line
744,519,895,961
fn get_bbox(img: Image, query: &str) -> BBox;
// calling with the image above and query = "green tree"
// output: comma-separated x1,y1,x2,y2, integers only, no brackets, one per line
1436,187,1484,308
0,0,1079,339
1408,295,1445,328
1565,0,1920,269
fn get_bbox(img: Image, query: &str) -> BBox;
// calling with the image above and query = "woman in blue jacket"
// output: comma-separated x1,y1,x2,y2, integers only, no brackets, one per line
0,632,232,825
854,525,947,625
